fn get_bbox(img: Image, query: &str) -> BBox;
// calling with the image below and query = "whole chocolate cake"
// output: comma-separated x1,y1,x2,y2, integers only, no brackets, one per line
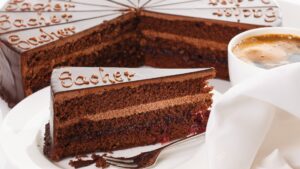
44,67,215,161
0,0,282,107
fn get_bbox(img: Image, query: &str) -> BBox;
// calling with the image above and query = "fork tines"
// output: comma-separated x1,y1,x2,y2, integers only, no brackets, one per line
104,156,138,168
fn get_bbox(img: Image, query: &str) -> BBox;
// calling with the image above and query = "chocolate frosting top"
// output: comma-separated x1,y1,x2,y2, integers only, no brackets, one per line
51,67,212,94
0,0,281,52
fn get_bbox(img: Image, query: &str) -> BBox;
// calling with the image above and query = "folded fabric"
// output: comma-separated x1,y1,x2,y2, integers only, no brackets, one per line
256,149,293,169
206,63,300,169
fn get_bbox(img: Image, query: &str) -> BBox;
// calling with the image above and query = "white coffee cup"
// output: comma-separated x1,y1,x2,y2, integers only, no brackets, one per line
228,27,300,85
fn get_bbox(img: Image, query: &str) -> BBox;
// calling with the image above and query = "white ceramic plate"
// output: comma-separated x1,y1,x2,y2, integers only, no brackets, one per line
0,87,221,169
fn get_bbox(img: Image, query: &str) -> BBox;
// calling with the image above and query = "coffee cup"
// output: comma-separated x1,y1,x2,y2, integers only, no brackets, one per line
228,27,300,85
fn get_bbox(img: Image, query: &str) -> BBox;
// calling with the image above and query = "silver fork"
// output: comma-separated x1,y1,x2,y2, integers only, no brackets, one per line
103,133,205,169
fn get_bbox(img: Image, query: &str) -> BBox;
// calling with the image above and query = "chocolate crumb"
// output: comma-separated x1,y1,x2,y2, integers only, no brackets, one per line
95,156,110,168
69,159,95,168
69,154,109,169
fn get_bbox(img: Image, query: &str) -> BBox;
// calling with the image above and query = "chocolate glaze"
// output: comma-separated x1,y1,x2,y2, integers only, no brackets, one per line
0,0,282,107
51,67,212,93
0,41,24,107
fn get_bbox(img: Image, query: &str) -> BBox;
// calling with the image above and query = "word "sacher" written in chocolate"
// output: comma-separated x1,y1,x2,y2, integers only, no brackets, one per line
59,68,136,88
7,26,76,50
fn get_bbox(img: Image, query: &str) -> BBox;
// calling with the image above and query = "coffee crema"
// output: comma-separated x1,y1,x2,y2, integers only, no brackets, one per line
233,34,300,69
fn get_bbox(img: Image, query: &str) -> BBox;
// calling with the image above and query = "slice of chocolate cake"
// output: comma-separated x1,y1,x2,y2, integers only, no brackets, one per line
0,0,281,107
44,67,215,161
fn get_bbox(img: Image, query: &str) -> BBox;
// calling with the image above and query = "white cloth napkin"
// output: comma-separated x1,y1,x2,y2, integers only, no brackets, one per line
256,149,293,169
206,63,300,169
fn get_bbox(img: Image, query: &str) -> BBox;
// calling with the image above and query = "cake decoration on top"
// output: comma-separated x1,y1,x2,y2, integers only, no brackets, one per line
7,26,76,50
1,0,281,51
58,67,136,89
51,67,211,93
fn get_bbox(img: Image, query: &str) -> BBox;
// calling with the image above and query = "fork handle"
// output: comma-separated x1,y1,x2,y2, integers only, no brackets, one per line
160,132,206,150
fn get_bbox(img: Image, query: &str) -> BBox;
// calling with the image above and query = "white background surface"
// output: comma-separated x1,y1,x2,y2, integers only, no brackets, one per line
0,0,300,168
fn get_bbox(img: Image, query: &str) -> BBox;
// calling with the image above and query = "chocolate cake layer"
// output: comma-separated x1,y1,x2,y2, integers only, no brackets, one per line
0,0,282,107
